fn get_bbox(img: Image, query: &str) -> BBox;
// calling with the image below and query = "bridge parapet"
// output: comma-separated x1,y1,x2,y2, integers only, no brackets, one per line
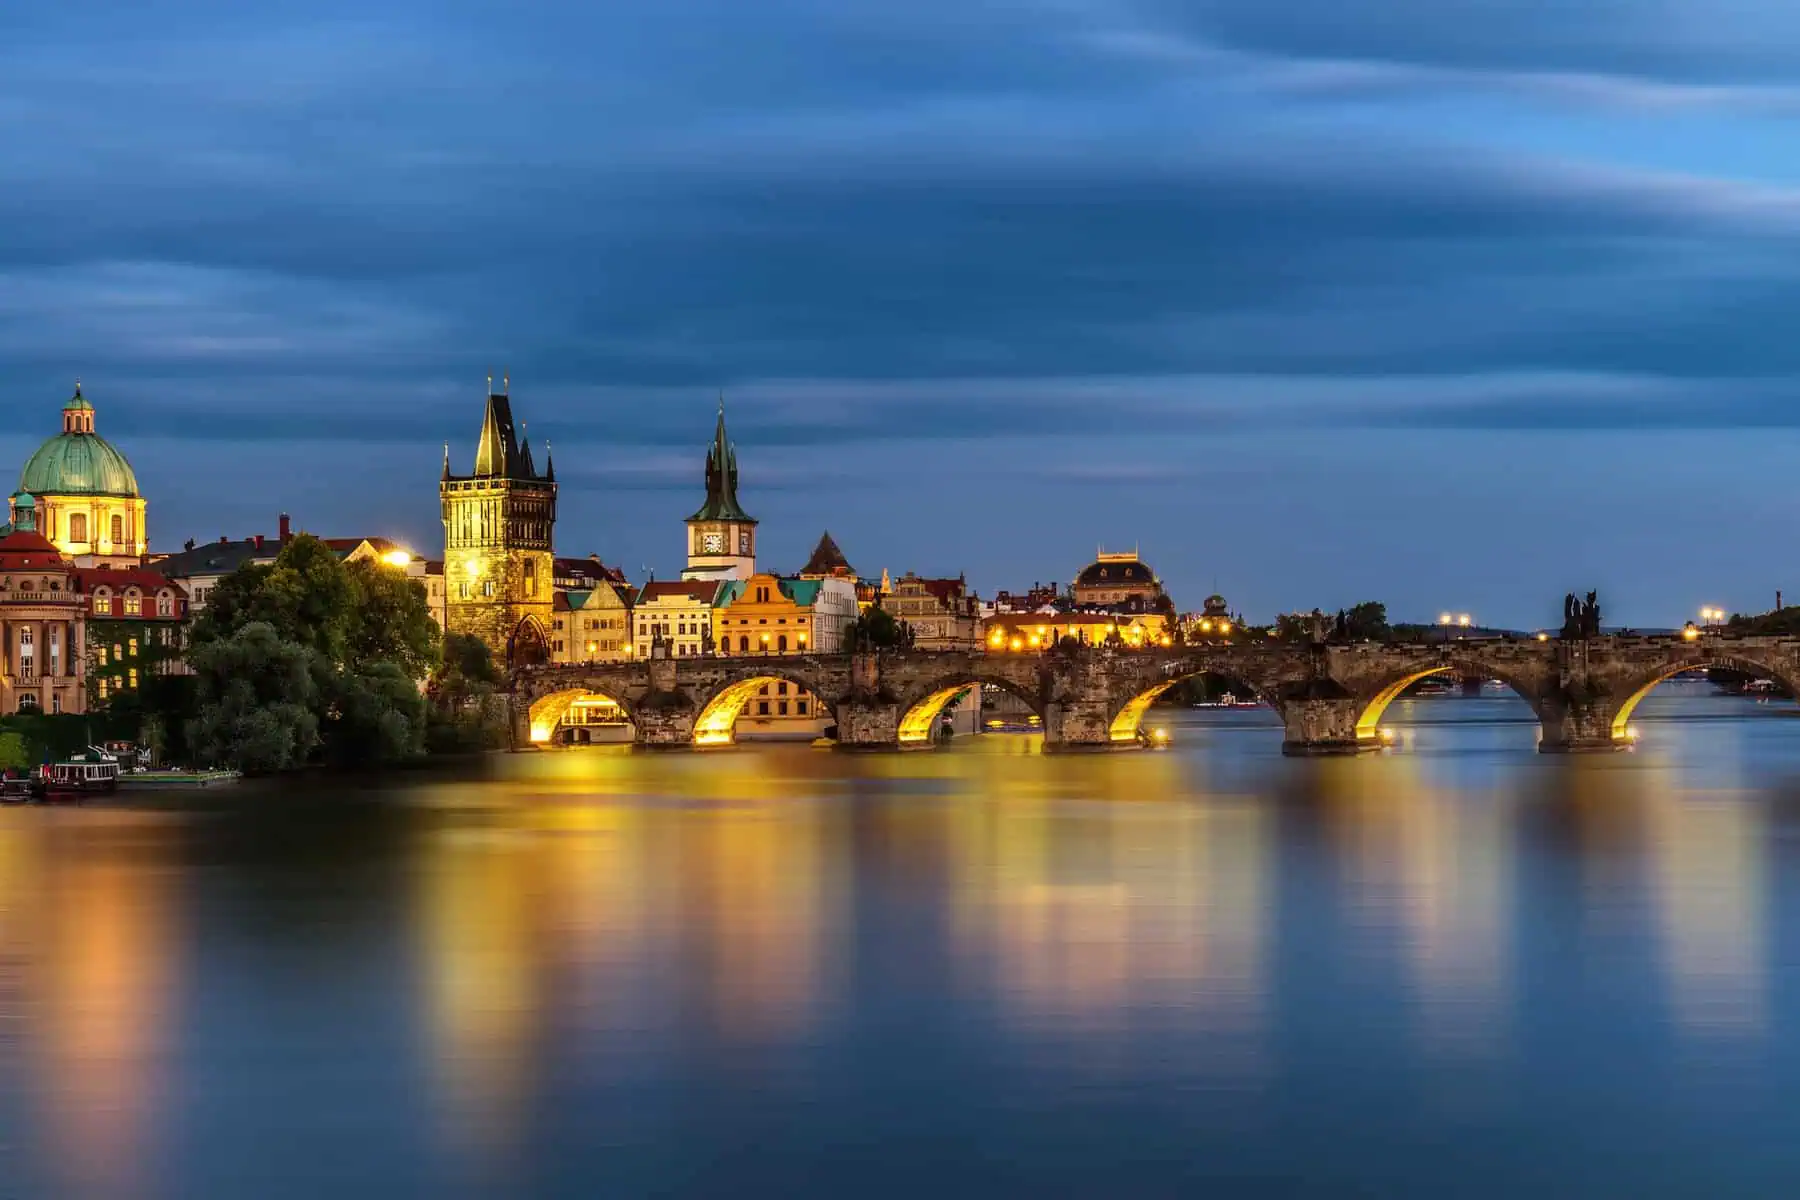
508,634,1800,755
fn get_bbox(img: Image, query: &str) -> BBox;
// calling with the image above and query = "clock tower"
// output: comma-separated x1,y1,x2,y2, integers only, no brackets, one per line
682,399,757,582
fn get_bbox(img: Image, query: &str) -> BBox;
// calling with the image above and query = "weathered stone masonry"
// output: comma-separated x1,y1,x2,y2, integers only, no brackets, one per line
512,635,1800,755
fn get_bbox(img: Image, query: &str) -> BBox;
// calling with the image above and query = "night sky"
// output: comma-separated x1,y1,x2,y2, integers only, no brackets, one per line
7,2,1799,628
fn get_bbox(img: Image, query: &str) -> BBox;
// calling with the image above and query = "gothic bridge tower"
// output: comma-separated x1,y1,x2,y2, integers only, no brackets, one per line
440,377,557,667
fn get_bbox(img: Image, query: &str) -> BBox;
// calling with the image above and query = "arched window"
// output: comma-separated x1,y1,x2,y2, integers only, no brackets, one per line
69,512,88,543
94,589,112,616
739,635,749,653
123,589,141,617
111,513,124,545
157,591,173,617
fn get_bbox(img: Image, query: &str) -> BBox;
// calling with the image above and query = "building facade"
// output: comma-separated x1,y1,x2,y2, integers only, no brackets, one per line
4,384,148,568
552,581,634,664
682,403,758,583
0,506,86,715
632,580,725,658
1071,548,1171,613
714,573,856,656
885,573,982,650
441,382,557,667
80,566,188,704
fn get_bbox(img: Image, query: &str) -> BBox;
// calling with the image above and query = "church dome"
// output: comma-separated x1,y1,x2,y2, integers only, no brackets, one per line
1075,554,1157,587
19,383,140,498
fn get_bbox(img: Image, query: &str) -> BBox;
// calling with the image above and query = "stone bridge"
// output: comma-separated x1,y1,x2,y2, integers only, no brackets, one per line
510,634,1800,754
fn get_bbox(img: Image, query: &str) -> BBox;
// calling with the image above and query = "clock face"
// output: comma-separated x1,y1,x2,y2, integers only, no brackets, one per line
702,532,723,554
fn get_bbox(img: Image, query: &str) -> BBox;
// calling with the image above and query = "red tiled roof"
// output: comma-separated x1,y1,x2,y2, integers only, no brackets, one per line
0,529,63,563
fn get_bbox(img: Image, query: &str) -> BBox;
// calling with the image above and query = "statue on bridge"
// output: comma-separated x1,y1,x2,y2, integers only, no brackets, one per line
1561,591,1603,640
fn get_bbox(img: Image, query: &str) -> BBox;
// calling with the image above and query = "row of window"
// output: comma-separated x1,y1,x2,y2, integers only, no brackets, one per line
64,513,128,544
92,590,177,617
722,616,808,625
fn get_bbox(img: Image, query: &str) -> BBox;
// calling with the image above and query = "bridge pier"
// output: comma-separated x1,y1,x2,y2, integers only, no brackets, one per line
1279,698,1373,756
836,700,900,751
1537,696,1624,753
1042,698,1126,752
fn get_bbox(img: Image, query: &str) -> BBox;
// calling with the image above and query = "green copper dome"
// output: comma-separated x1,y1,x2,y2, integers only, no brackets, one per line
19,384,140,498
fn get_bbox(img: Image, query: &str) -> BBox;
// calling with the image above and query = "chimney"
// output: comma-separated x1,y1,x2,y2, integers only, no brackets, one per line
279,512,292,543
219,535,228,545
254,534,264,550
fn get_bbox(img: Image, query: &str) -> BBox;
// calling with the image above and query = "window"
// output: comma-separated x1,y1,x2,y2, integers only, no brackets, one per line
98,647,109,666
777,635,788,653
797,701,808,715
94,591,112,615
757,685,769,696
157,591,173,617
459,582,471,600
482,581,494,597
69,512,88,543
524,559,537,598
778,701,789,716
51,694,61,714
124,590,141,616
777,683,789,696
757,701,769,715
554,619,564,630
129,638,138,656
555,640,564,652
128,669,138,689
739,636,749,652
111,514,124,545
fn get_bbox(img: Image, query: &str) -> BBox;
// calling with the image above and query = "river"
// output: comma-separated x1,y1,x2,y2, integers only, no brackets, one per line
4,679,1799,1197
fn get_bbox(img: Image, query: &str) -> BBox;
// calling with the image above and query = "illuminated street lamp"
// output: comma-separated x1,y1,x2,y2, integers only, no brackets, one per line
1681,622,1700,642
381,549,413,569
1458,614,1472,628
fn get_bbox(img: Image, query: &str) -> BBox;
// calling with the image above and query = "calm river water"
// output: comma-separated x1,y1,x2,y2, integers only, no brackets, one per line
5,681,1800,1197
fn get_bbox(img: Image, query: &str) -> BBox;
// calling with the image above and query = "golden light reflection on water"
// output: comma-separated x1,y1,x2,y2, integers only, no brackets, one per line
0,813,176,1199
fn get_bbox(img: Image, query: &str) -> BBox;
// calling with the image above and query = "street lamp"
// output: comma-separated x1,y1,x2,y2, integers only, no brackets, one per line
1682,622,1700,642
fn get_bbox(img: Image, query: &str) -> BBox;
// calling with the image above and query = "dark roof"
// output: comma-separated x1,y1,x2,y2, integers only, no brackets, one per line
1075,556,1157,587
449,387,552,484
555,555,629,586
799,531,854,577
154,537,280,578
688,401,756,523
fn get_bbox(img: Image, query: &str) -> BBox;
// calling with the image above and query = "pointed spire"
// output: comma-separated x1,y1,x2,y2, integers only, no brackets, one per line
442,442,452,481
472,376,520,477
518,421,537,477
544,439,555,482
688,393,755,524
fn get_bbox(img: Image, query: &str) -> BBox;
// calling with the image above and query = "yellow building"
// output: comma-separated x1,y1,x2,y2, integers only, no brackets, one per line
552,581,633,664
7,383,148,568
713,573,856,656
440,380,557,667
983,611,1175,652
632,580,724,658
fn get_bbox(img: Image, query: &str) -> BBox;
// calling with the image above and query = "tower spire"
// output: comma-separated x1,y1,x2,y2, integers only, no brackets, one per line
442,442,451,481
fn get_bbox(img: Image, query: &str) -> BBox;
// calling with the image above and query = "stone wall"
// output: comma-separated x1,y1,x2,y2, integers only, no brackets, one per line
512,634,1800,756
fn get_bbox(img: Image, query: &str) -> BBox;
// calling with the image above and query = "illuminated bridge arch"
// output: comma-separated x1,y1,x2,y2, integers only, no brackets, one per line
527,686,636,745
898,675,1043,745
1106,667,1280,744
1609,655,1800,744
1352,659,1545,743
692,671,841,747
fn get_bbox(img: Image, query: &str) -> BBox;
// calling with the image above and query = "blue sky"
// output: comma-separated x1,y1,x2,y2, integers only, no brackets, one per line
6,1,1800,628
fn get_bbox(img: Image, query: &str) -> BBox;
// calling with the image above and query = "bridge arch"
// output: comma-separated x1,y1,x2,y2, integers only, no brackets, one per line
526,685,636,745
1353,658,1545,742
1609,654,1800,743
898,674,1043,745
1105,666,1281,744
692,669,841,747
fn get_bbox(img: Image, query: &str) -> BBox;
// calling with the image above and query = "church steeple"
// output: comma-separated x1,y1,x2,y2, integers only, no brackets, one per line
688,395,755,523
471,381,523,479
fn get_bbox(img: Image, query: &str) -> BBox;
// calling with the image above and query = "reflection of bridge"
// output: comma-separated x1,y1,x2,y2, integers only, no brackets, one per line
511,635,1800,754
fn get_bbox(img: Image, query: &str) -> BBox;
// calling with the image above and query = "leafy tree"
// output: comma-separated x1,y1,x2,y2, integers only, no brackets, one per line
1343,602,1390,641
847,607,915,650
187,622,324,773
0,732,29,773
327,661,428,765
343,559,440,678
427,633,508,753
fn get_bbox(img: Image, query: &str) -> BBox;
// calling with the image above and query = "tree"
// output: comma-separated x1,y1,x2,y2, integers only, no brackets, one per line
327,661,428,765
187,622,325,773
1343,602,1391,641
343,558,440,678
0,732,29,773
847,607,914,650
427,633,508,753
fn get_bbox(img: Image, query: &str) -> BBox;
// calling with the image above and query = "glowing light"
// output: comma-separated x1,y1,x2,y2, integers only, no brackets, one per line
1537,632,1549,642
1625,725,1641,742
381,549,413,568
1028,635,1041,647
1199,619,1212,632
1682,623,1700,642
1010,637,1024,651
1458,614,1472,627
1218,622,1230,635
586,641,596,653
1439,612,1453,625
1378,727,1398,745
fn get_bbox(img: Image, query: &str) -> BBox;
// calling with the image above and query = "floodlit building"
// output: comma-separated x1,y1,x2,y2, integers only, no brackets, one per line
682,402,758,583
0,503,86,715
632,580,726,659
3,383,148,568
884,572,982,650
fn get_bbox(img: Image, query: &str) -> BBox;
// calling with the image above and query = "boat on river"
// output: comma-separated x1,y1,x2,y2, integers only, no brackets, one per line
43,757,120,801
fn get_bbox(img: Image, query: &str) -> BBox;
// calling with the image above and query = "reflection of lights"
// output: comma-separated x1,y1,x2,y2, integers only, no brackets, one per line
1624,725,1641,743
1378,727,1398,745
